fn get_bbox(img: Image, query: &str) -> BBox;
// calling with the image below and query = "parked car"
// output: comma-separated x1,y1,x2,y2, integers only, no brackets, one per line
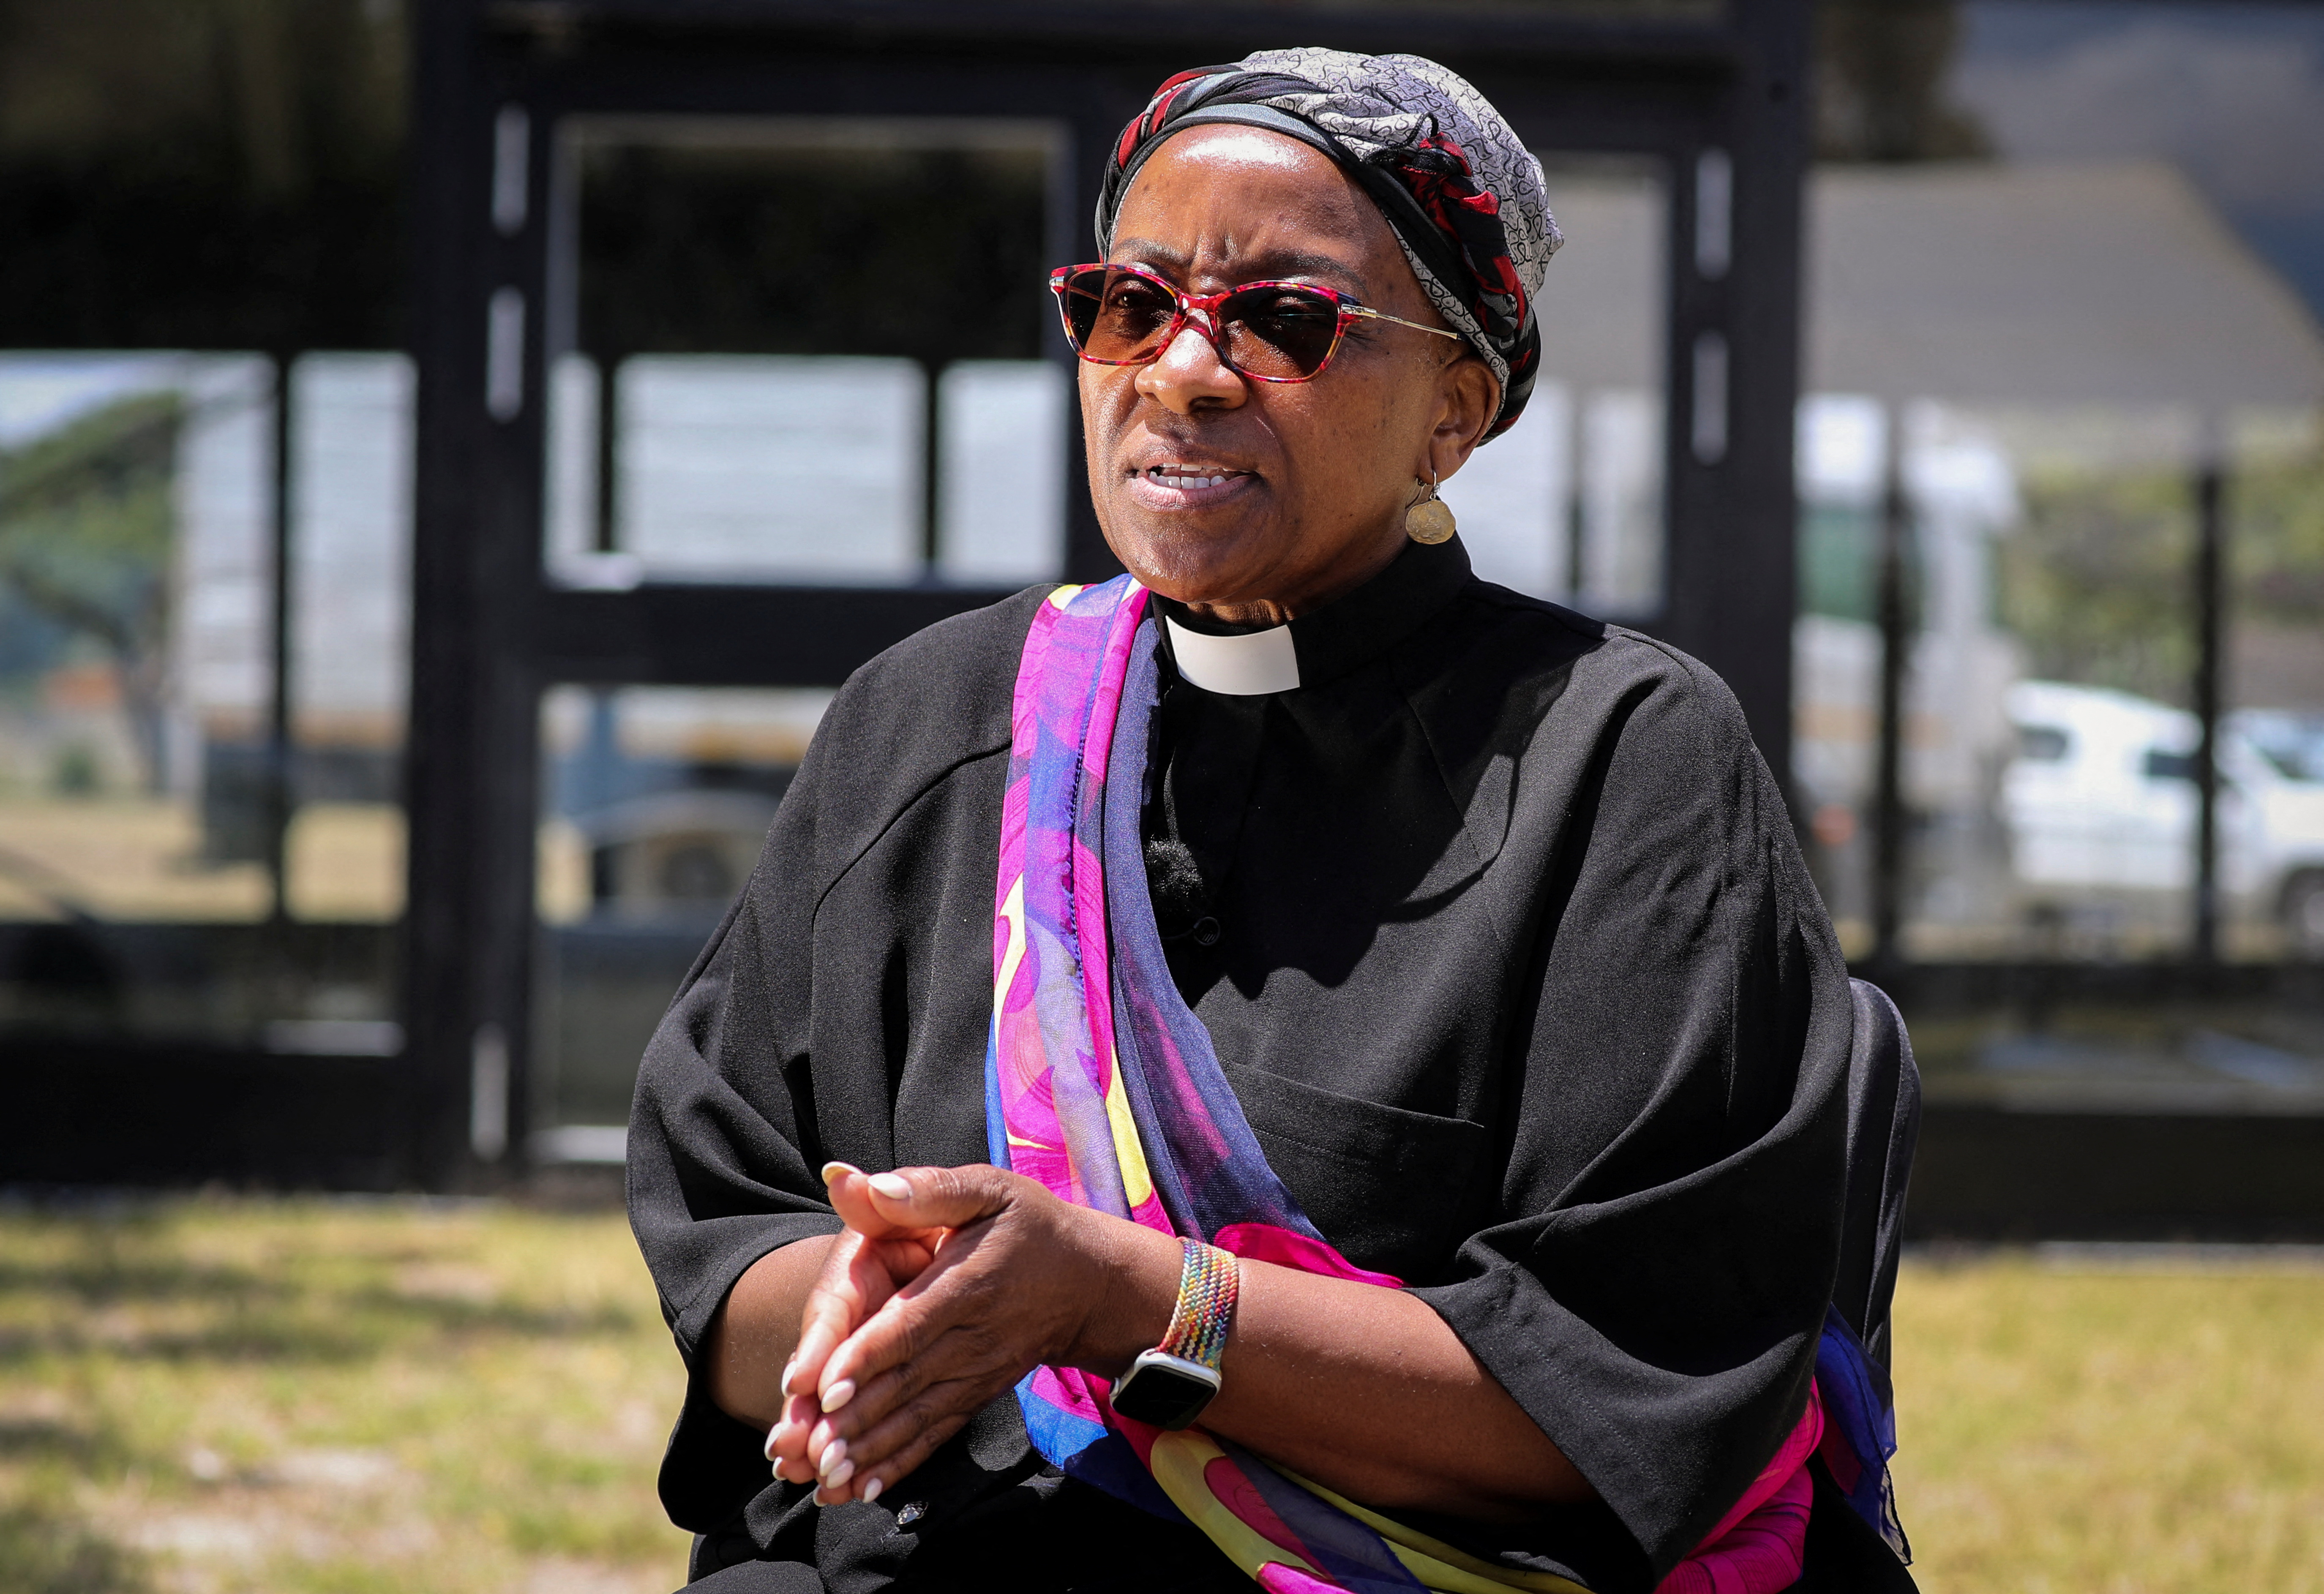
2237,708,2324,784
2001,681,2324,953
572,788,781,920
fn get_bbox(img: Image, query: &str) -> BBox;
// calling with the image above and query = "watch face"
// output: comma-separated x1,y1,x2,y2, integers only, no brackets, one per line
1112,1358,1220,1431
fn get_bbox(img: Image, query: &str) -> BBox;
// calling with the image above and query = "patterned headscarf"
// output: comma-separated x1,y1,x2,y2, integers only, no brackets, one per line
1097,48,1561,441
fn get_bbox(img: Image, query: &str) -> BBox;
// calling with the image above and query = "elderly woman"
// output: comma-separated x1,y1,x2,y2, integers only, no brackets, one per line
629,49,1914,1594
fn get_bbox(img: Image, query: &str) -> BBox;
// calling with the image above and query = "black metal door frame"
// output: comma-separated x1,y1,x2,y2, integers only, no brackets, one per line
404,0,1810,1187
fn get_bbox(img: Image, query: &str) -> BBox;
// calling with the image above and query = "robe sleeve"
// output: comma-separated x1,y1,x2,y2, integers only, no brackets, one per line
1406,635,1856,1581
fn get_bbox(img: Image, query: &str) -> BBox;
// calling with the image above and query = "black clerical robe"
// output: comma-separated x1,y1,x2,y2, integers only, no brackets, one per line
626,536,1909,1594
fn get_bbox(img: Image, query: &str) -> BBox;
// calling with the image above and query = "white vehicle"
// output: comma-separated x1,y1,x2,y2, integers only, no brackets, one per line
2001,681,2324,953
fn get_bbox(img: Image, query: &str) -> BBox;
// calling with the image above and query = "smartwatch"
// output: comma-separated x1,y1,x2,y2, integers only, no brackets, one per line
1111,1237,1241,1431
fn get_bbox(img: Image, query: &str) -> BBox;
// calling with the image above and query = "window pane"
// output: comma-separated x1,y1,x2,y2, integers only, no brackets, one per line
622,354,924,583
937,360,1069,586
287,352,411,922
0,356,271,944
548,117,1063,590
1457,384,1573,599
0,351,406,1046
1457,159,1667,616
535,684,833,1152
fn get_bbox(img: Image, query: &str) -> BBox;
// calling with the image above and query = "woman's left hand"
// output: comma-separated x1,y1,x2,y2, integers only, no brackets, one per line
763,1163,944,1489
800,1163,1173,1506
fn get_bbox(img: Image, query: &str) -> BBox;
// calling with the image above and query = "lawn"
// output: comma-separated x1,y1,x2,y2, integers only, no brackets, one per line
1889,1248,2324,1593
0,1200,2319,1594
0,1197,690,1594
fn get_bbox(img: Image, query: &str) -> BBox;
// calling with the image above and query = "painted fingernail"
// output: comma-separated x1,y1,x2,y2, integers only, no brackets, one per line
780,1358,801,1395
818,1438,847,1475
861,1477,883,1505
868,1172,911,1200
764,1427,783,1462
821,1379,856,1413
824,1458,855,1491
821,1161,863,1186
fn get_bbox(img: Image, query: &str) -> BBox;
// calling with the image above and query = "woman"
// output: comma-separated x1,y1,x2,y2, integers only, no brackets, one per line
629,49,1913,1594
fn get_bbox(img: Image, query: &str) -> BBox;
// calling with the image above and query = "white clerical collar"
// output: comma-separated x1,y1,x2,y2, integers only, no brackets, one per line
1163,614,1301,696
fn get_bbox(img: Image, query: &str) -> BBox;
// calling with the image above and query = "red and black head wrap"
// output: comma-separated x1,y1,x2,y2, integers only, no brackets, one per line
1096,48,1562,441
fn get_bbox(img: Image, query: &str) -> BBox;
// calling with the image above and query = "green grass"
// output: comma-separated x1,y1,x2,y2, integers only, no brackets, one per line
1,1202,2319,1594
0,1197,691,1594
1891,1252,2324,1594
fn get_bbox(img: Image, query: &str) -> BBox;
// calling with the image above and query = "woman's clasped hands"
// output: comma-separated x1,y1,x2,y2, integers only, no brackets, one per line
763,1161,1156,1507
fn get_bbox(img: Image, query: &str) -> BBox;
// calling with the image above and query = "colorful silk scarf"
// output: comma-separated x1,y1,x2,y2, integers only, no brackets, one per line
985,576,1863,1592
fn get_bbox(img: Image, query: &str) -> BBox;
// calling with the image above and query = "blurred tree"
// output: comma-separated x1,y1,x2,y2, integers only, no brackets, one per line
0,0,406,349
1999,446,2324,709
1816,0,1991,162
0,394,183,791
1999,466,2191,704
2238,447,2324,631
2231,443,2324,711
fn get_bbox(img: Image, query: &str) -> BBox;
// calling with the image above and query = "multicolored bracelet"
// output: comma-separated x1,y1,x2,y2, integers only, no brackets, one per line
1157,1237,1240,1372
1110,1236,1242,1431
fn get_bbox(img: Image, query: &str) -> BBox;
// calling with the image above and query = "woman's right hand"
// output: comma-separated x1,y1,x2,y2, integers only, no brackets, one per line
765,1163,944,1489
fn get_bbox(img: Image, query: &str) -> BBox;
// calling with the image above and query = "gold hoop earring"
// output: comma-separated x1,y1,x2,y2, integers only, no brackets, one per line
1405,470,1457,545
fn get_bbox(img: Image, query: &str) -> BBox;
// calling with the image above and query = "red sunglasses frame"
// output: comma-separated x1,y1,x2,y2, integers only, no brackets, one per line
1047,261,1462,384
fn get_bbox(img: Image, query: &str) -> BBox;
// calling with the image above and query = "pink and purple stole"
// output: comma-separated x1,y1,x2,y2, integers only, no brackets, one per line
985,576,1824,1593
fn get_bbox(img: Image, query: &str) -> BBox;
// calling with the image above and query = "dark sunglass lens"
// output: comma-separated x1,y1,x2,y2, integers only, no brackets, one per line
1220,286,1342,378
1064,268,1176,362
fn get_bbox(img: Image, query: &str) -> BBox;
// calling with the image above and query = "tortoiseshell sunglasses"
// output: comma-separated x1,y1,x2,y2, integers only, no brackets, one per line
1049,261,1462,384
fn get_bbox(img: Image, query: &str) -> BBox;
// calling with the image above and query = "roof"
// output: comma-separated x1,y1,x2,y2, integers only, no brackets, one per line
1805,161,2324,410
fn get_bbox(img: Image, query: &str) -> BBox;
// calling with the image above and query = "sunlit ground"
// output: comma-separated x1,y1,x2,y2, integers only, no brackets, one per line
0,1202,2319,1594
0,800,404,922
0,798,603,926
0,1198,689,1594
1890,1248,2324,1594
